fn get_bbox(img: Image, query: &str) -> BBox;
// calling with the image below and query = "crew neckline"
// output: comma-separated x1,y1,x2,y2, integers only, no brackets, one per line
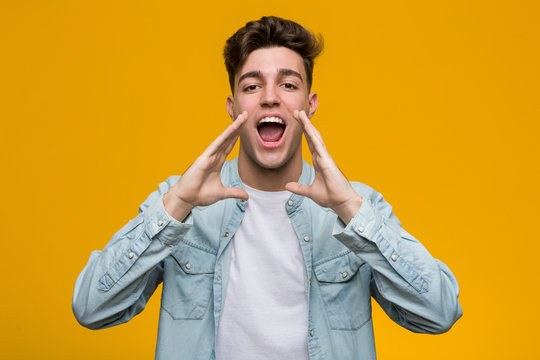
243,183,291,198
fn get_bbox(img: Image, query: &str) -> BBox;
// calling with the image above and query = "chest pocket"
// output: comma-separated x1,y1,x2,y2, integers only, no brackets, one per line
161,242,217,320
314,251,372,330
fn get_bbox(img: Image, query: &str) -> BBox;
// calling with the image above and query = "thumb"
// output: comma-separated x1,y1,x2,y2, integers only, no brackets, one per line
222,187,249,201
285,182,311,198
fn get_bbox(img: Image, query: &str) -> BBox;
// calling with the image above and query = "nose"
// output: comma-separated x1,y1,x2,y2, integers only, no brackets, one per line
260,86,280,107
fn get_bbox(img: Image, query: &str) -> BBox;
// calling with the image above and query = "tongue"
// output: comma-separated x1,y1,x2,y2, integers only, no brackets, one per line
258,123,284,142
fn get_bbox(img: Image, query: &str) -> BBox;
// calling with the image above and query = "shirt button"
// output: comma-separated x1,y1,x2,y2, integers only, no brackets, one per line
303,235,310,242
128,252,135,259
157,220,164,226
357,226,365,233
342,272,348,278
185,263,192,270
288,200,294,206
391,254,398,262
224,232,229,237
309,329,314,337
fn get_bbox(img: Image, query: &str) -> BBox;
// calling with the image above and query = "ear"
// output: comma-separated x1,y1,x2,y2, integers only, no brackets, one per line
226,96,235,120
307,92,319,119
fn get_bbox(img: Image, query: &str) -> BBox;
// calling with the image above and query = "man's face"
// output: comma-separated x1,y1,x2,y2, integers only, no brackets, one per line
227,46,318,171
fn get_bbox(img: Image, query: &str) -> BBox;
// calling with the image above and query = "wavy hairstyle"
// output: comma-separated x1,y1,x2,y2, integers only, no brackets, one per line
223,16,323,93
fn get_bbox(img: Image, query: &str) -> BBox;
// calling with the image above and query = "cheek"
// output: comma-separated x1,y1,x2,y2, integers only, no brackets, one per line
287,122,303,139
235,95,258,111
284,95,309,111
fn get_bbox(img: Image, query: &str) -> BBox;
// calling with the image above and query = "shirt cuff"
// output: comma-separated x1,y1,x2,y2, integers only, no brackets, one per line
143,194,193,246
332,198,382,253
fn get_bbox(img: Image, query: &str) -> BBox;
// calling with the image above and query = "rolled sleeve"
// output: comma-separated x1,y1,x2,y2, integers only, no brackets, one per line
143,193,193,246
333,192,429,294
332,198,381,253
97,194,192,292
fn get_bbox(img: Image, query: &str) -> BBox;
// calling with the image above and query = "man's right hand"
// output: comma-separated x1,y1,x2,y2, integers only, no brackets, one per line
163,111,249,221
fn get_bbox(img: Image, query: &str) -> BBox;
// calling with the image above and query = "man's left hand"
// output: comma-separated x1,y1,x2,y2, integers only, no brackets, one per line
285,110,363,224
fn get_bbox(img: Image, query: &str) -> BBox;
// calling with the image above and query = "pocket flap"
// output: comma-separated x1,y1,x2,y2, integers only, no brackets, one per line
170,242,217,274
314,252,364,283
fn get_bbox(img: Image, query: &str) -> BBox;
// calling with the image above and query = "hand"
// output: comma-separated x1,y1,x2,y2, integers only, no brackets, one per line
285,110,363,224
163,111,249,221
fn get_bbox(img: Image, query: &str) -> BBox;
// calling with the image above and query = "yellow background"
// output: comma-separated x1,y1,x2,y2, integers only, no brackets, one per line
1,1,539,359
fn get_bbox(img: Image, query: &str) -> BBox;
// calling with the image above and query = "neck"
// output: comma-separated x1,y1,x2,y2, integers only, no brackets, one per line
237,152,303,192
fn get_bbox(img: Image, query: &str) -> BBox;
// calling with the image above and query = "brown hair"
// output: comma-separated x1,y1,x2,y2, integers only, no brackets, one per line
223,16,323,93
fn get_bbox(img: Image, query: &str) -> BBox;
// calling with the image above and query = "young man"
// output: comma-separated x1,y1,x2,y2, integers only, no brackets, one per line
73,16,462,360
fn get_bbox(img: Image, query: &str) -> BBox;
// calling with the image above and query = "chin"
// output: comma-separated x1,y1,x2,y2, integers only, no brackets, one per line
253,155,288,170
252,147,301,171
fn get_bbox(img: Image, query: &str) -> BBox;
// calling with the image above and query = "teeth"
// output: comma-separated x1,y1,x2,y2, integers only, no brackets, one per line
258,117,284,125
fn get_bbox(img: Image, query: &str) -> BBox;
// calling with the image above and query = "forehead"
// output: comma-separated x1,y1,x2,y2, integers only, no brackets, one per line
236,47,306,81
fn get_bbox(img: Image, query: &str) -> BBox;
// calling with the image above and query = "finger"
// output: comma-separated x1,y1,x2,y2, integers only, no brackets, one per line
297,110,327,155
233,111,248,127
285,182,312,198
221,187,249,201
221,111,247,145
218,111,247,154
223,134,240,156
295,110,320,147
298,110,323,143
205,111,248,156
294,110,316,154
293,110,304,129
218,111,247,145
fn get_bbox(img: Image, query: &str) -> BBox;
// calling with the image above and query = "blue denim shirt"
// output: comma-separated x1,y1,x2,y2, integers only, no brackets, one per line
73,158,462,360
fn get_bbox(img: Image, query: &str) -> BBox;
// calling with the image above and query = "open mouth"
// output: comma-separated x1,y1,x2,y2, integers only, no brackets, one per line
257,116,286,144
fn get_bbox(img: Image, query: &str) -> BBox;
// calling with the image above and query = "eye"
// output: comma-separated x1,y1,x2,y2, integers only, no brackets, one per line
282,82,298,90
243,84,259,92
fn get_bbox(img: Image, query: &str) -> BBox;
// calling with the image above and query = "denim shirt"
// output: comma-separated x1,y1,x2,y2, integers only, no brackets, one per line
73,158,462,360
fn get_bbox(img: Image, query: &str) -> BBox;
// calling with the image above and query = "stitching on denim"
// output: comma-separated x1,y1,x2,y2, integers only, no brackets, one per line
180,240,218,255
313,249,352,267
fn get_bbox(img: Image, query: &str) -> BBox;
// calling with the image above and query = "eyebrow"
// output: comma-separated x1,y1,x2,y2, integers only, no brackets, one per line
237,68,304,84
278,68,303,81
238,71,262,84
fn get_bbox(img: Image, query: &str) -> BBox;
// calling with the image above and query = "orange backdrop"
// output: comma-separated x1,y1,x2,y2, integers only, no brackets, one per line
1,1,539,359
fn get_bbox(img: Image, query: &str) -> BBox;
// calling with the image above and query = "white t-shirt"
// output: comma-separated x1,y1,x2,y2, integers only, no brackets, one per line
215,185,309,360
